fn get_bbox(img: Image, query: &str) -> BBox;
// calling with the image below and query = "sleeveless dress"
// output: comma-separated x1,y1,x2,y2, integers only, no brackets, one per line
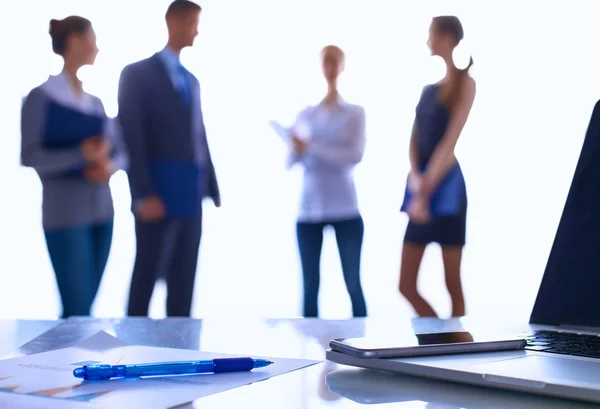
403,83,468,246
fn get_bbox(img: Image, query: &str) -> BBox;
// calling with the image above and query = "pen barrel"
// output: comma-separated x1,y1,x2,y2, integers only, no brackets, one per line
124,358,254,376
125,361,213,377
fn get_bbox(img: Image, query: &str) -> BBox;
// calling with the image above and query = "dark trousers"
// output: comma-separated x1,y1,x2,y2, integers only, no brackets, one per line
127,217,202,317
44,221,113,318
296,215,367,318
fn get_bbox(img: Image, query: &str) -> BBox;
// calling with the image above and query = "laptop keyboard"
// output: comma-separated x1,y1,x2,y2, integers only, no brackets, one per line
522,330,600,359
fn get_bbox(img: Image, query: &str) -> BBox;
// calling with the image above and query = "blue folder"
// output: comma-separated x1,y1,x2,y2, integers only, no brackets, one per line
400,164,465,217
150,160,203,218
43,100,104,177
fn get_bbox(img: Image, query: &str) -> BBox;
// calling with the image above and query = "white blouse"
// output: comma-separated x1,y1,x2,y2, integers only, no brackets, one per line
288,98,366,223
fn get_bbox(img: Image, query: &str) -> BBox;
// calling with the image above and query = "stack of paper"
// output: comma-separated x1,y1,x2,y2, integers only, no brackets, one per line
0,331,318,408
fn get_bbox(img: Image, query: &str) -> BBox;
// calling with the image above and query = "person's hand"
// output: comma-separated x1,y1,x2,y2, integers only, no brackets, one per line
291,135,309,154
408,171,423,194
408,194,431,224
83,160,115,184
136,195,166,222
81,136,109,164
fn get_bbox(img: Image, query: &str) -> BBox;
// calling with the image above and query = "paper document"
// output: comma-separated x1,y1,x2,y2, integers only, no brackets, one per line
268,120,292,142
0,331,318,409
0,390,112,408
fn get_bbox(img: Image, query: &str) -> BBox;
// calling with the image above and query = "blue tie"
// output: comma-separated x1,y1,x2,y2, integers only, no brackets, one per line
176,64,190,106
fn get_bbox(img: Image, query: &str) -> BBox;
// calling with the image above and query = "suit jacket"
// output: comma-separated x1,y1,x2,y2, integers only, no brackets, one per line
117,53,220,218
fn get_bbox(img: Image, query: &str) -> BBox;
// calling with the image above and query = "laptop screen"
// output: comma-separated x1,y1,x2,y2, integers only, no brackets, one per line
530,101,600,327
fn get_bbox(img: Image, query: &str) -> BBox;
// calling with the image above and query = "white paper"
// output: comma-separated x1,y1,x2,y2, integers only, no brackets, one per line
268,120,292,142
0,390,112,408
0,331,319,409
268,120,312,143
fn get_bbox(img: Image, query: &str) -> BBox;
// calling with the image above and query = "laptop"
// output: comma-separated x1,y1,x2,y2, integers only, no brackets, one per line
326,100,600,403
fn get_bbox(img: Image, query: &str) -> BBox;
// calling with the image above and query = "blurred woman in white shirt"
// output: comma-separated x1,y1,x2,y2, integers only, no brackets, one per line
287,45,367,317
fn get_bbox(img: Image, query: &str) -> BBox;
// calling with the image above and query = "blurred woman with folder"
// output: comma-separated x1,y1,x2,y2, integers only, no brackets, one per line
398,16,476,317
20,16,127,318
287,45,367,318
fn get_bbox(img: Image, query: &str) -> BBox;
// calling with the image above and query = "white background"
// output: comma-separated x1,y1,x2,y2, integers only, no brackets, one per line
1,0,599,319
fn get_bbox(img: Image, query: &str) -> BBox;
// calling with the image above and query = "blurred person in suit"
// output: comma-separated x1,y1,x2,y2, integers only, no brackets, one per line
287,45,367,318
20,16,127,318
118,0,220,317
399,16,476,317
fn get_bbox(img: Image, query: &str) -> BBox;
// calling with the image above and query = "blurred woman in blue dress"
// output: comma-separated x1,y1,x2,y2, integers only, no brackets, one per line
20,16,127,317
399,16,476,317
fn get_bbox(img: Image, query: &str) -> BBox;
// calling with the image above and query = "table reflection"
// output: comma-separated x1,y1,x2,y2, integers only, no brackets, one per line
326,368,597,408
289,319,366,403
0,320,61,358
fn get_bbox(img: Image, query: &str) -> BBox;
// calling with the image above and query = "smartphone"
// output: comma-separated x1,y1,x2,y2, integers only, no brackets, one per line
329,331,526,359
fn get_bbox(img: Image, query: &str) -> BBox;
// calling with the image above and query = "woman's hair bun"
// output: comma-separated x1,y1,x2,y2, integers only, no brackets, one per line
49,19,61,36
48,16,91,56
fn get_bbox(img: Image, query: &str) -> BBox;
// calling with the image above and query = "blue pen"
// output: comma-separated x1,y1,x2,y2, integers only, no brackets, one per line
73,357,273,381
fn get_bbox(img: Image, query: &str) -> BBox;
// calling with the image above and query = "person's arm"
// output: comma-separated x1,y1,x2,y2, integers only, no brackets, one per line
117,65,154,201
408,119,420,174
196,80,221,207
20,88,87,176
105,116,129,172
286,108,309,168
421,78,476,195
206,157,221,207
308,106,366,166
92,97,128,173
